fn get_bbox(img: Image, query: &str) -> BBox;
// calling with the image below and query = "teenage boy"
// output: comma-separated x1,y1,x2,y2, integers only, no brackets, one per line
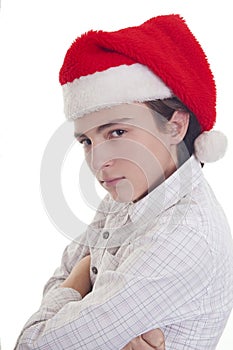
15,14,233,350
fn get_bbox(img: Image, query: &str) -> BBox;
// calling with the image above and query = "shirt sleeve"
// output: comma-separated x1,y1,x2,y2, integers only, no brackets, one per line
14,221,213,350
14,194,111,349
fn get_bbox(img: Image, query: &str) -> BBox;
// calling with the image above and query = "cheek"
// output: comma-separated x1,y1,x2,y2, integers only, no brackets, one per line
120,160,152,191
117,137,167,180
134,138,168,173
145,135,171,163
122,138,169,189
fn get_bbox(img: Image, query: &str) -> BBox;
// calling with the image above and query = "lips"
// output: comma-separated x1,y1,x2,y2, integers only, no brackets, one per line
101,177,125,187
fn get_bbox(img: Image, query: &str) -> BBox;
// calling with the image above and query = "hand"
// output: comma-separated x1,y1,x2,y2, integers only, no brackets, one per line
60,255,92,298
122,328,165,350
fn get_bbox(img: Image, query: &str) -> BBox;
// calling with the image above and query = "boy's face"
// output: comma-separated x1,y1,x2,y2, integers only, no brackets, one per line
74,103,177,202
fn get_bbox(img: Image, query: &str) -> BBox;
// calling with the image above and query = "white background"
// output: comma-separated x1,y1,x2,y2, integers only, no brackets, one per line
0,1,232,349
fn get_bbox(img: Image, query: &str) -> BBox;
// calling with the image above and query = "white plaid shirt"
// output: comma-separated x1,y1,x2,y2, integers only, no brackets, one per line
15,156,233,349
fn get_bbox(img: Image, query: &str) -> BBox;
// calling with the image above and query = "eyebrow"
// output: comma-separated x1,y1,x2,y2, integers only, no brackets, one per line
74,117,133,138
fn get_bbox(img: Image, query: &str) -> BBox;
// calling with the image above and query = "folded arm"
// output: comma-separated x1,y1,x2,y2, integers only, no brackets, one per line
15,227,212,349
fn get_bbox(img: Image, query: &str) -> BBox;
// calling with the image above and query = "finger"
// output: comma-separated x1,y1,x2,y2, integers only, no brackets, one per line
139,338,154,350
142,328,165,348
155,337,165,350
132,336,156,350
156,342,165,350
122,336,155,350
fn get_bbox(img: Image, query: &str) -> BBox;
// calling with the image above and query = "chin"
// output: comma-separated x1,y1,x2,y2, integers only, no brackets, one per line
105,179,148,203
108,189,134,203
109,188,146,203
109,193,131,203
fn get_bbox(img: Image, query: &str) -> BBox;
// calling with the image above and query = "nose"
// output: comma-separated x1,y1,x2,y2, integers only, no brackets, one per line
86,141,115,171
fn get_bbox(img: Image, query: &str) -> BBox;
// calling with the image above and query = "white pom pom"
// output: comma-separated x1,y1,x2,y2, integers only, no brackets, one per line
194,130,228,163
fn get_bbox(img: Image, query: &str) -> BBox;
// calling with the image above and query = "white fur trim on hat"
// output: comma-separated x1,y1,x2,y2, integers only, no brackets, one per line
194,130,228,163
62,63,173,120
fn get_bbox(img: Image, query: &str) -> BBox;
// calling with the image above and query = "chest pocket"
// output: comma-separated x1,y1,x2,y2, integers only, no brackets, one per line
90,249,120,286
94,249,126,293
98,249,120,274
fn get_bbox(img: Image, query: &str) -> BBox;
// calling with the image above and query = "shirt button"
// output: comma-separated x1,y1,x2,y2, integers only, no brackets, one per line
103,231,109,239
92,266,98,274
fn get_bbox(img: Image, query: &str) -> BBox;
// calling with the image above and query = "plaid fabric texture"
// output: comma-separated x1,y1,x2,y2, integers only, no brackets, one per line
15,156,233,349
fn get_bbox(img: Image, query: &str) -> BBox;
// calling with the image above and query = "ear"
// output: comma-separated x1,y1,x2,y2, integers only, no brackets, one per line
167,111,190,144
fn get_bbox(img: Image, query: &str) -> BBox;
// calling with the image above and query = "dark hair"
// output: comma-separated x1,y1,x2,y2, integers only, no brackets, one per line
144,97,202,166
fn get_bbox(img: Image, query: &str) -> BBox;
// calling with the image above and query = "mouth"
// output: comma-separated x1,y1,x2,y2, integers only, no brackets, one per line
101,177,125,188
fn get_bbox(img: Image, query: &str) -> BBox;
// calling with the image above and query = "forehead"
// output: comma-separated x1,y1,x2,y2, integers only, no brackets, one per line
74,103,155,135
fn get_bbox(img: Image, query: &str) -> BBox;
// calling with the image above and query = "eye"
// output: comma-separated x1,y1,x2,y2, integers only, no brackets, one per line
79,138,92,147
110,129,127,138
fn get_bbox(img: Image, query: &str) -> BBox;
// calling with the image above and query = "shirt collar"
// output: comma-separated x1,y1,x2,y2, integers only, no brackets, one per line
128,155,203,223
107,155,203,226
97,156,204,249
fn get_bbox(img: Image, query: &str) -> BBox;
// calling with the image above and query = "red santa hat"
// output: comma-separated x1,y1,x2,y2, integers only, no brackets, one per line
59,14,227,162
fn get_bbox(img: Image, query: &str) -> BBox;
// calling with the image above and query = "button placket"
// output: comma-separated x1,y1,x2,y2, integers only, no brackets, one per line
91,230,112,278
